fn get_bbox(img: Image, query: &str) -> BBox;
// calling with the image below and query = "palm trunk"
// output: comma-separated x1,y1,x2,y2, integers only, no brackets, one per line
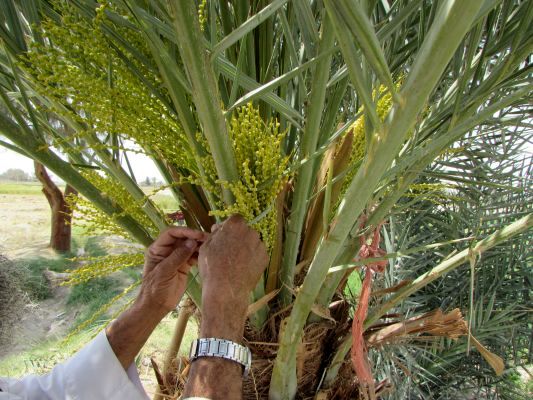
34,161,78,253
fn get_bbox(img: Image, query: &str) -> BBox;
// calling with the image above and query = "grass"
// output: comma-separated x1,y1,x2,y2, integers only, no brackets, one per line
13,235,108,301
141,185,180,212
138,315,199,362
0,329,96,377
67,276,123,326
151,193,180,212
0,313,199,379
0,181,64,195
82,236,108,257
17,256,73,300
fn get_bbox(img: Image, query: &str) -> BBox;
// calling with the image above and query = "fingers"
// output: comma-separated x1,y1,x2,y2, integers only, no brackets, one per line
209,214,245,234
186,250,199,266
158,239,198,274
206,214,262,244
148,227,207,259
156,227,208,247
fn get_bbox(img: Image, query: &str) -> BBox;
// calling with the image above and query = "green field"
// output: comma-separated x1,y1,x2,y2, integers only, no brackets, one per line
0,181,49,195
0,315,198,382
0,181,179,210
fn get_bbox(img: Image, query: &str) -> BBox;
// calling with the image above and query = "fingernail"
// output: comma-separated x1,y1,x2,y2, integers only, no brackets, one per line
184,239,196,250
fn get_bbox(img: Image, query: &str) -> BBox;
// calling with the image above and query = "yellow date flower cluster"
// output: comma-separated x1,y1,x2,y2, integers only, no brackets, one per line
24,2,195,173
339,80,452,208
202,103,289,250
63,253,145,286
348,85,394,172
67,170,160,240
331,85,394,217
198,0,208,31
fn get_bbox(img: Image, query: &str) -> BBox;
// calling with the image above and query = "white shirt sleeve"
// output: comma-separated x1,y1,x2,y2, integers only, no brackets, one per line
0,331,149,400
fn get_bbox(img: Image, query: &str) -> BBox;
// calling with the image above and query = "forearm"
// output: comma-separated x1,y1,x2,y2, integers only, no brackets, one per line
106,300,167,369
183,357,243,400
183,295,248,400
0,331,149,400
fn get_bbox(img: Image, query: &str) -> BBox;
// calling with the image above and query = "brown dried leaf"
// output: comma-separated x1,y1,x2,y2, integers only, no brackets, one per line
301,131,354,260
367,308,468,347
314,391,329,400
296,337,307,381
247,289,280,317
470,334,505,376
310,303,336,323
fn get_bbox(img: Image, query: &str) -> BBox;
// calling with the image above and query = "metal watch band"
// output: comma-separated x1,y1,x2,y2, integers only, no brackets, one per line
189,338,252,377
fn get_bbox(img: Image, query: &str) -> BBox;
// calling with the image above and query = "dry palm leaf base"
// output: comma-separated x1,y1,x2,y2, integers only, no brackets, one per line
153,315,345,400
152,287,503,400
153,308,503,399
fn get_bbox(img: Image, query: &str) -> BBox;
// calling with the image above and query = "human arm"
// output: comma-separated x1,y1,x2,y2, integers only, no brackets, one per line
183,215,269,400
106,227,208,369
0,330,149,400
0,226,207,400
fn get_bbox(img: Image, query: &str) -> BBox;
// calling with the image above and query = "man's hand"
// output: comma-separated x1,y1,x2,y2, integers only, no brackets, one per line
199,214,269,309
107,227,207,369
184,215,269,399
198,215,269,340
139,227,208,315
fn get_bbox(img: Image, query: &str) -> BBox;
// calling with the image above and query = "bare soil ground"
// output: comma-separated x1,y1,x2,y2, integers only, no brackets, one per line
0,193,51,260
0,192,78,358
0,285,76,359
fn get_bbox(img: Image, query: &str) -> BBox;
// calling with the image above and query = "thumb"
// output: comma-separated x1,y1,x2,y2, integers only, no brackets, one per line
158,239,197,274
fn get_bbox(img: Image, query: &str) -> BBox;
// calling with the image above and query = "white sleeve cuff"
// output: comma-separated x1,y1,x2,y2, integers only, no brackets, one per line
0,331,149,400
64,330,149,400
181,398,213,400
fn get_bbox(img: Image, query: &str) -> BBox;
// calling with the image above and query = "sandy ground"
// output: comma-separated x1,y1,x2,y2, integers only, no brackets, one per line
0,194,52,259
0,193,78,358
0,285,76,359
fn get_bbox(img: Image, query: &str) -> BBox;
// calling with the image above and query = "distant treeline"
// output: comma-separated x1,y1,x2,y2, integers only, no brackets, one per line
0,168,162,185
0,168,36,182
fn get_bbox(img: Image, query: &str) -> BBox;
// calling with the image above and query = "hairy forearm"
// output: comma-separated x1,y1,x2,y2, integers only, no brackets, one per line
183,357,243,399
106,300,167,369
199,294,248,342
183,294,248,400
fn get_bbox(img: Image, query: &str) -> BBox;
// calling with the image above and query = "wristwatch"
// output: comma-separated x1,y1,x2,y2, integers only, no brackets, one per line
189,338,252,377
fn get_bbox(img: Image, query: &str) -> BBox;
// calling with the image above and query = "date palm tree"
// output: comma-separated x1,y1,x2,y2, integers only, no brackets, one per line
0,1,531,398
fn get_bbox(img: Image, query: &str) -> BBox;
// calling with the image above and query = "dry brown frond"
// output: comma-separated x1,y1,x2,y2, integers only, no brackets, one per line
366,308,468,347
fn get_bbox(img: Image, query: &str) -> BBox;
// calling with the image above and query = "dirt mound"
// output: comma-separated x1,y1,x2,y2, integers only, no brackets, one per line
0,254,28,346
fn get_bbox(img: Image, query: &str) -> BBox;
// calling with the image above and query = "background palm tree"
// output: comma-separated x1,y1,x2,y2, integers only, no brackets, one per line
0,0,531,398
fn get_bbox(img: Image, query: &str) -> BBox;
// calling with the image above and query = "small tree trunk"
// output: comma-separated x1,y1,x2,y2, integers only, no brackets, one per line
34,161,78,253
